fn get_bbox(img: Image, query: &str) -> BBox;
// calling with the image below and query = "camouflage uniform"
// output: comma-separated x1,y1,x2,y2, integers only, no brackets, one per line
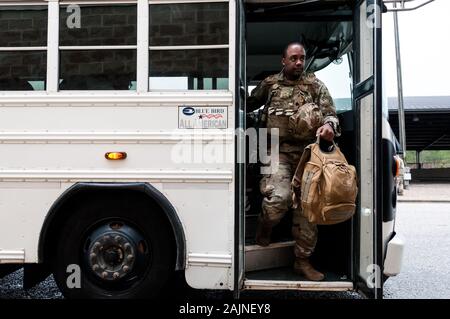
248,71,340,259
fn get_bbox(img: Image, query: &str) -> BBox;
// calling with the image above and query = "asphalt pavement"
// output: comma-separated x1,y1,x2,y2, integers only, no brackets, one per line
384,183,450,298
0,269,62,299
383,201,450,298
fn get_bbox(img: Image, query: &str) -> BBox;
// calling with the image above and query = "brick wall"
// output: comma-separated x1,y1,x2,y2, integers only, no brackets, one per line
60,50,136,90
0,52,46,83
149,2,229,78
0,7,47,82
150,2,228,46
412,168,450,182
59,5,137,46
0,7,47,47
150,49,228,77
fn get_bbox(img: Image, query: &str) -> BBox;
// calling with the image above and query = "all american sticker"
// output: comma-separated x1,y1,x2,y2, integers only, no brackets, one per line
178,106,228,129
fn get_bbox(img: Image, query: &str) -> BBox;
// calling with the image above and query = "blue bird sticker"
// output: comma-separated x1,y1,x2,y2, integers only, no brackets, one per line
182,107,195,116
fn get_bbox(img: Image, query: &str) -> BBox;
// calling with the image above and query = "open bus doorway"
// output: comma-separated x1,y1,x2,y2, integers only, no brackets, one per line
242,0,357,289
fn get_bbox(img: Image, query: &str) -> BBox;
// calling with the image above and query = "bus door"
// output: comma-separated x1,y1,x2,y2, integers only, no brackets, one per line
353,0,383,299
234,0,247,297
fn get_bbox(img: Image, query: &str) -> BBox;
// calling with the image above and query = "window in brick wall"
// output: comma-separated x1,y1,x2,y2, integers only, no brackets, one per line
60,5,137,46
60,50,137,90
0,51,47,90
59,4,137,90
149,2,228,46
149,2,229,90
149,49,228,90
0,5,48,91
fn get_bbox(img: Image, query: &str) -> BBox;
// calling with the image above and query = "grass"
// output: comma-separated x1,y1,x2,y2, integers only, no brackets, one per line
406,150,450,168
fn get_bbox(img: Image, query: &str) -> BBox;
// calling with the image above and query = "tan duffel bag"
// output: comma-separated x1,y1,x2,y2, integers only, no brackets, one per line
292,137,358,225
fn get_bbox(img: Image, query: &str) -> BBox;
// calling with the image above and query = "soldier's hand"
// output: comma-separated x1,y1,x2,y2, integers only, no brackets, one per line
316,123,334,142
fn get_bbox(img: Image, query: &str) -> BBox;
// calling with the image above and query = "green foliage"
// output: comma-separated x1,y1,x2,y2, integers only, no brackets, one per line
406,150,450,168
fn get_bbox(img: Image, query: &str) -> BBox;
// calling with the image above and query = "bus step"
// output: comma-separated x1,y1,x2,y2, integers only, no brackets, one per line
245,241,295,272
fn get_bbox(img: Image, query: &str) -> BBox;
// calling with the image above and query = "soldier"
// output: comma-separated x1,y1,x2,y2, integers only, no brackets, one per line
247,42,340,281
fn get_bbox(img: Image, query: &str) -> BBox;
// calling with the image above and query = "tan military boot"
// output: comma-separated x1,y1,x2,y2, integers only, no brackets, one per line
255,220,272,247
294,258,325,281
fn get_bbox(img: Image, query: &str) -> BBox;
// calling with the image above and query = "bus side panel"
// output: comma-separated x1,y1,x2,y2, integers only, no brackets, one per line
0,184,71,263
164,182,235,290
0,98,235,290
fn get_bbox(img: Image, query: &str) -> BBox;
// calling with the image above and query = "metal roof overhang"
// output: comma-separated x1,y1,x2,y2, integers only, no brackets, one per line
389,109,450,152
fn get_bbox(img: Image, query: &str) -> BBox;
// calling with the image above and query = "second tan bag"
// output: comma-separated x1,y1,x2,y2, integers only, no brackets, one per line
292,138,358,225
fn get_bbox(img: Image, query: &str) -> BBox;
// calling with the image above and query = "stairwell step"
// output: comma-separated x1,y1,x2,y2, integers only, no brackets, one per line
245,241,295,272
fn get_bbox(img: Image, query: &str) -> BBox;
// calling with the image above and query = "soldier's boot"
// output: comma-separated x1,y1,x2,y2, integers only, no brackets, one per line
294,258,325,281
255,219,272,247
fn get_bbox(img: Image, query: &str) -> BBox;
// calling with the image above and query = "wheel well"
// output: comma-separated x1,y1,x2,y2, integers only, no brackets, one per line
39,183,185,271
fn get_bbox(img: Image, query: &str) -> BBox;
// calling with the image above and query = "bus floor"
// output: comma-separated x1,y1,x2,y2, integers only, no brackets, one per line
245,266,348,282
244,213,352,282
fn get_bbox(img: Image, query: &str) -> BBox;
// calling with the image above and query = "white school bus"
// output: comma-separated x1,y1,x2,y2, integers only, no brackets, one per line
0,0,404,299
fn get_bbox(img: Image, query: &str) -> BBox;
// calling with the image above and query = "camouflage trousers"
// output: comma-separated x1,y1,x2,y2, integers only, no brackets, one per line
259,151,318,259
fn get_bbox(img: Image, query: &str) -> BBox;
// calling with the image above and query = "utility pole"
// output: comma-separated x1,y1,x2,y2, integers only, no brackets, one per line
393,1,407,163
385,0,436,160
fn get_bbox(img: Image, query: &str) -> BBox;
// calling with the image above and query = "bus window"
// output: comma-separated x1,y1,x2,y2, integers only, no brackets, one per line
149,2,229,90
0,5,47,91
315,55,353,112
59,6,136,46
149,49,228,90
59,4,137,90
149,2,228,46
59,50,137,90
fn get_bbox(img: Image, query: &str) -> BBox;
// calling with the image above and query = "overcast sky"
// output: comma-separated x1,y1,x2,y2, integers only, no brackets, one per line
383,0,450,97
316,0,448,98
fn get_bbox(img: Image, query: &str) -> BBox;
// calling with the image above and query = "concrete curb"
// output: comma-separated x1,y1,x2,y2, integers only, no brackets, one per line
398,199,450,203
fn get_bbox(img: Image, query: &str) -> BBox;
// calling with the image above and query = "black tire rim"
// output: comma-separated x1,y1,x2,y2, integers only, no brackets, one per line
82,220,152,291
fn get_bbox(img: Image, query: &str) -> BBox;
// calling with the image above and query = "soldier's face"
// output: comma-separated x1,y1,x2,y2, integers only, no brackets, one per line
282,45,306,80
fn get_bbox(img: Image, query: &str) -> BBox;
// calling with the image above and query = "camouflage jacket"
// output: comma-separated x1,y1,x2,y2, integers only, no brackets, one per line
247,72,340,152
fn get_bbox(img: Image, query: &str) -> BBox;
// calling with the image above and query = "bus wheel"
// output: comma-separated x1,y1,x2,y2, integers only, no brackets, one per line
51,200,174,299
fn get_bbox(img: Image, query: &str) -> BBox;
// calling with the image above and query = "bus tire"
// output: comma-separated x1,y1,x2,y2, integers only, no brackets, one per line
51,198,175,299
